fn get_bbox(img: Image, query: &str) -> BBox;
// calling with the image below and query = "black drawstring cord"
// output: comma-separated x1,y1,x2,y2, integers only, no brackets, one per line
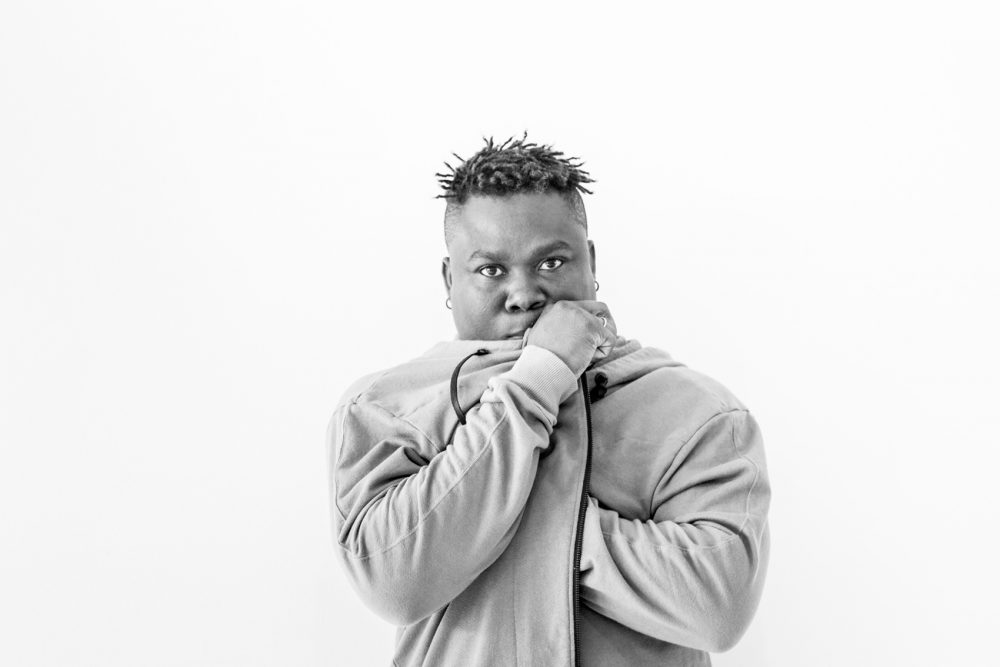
448,347,565,461
450,348,490,425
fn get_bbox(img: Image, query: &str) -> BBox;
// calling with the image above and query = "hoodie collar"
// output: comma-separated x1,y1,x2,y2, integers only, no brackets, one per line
422,336,526,359
424,331,683,389
585,341,684,388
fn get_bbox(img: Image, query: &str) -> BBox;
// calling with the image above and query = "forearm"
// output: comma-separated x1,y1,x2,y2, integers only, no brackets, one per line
579,498,769,652
331,346,577,625
579,409,771,651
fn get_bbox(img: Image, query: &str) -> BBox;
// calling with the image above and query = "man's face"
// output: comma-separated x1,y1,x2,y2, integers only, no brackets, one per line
442,192,596,340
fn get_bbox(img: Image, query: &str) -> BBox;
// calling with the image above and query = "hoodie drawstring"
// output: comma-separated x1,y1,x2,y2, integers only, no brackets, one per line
450,348,566,460
450,348,490,425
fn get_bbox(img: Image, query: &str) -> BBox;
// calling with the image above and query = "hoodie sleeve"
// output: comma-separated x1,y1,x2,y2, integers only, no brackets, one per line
578,409,771,653
328,345,578,626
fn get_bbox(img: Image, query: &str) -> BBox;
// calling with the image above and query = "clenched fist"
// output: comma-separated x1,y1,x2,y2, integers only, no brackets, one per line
524,300,618,377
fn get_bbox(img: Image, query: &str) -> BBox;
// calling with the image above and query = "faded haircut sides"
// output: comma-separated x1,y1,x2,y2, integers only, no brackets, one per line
436,133,595,247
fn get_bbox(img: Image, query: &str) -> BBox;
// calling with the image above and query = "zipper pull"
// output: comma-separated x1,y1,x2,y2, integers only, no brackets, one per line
589,371,608,402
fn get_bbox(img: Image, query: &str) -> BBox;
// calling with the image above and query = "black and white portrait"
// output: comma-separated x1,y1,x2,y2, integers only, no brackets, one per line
2,3,997,666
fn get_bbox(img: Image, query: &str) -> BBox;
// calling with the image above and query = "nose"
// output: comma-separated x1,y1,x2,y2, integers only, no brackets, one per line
504,272,546,313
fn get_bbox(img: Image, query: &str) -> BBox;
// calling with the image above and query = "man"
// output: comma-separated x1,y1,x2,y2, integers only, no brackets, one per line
327,135,771,666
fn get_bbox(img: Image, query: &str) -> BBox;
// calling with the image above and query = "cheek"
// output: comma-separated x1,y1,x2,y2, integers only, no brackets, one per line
550,270,592,300
473,286,505,313
455,281,504,314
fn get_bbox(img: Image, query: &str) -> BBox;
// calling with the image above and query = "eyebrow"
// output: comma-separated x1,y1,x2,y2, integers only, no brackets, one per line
467,240,574,263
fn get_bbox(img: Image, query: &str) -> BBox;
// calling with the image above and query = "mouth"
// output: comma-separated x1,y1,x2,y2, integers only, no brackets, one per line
505,319,540,339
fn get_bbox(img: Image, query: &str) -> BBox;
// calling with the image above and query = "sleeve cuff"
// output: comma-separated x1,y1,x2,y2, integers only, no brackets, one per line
487,344,579,414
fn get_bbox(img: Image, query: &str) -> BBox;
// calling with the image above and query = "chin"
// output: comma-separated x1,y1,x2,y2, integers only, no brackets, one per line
457,328,505,341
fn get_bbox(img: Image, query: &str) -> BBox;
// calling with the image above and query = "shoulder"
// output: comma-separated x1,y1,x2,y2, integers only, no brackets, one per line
333,356,436,413
336,369,389,408
643,363,747,414
327,360,437,452
328,342,524,454
605,343,751,444
641,366,748,449
607,342,747,412
333,342,523,418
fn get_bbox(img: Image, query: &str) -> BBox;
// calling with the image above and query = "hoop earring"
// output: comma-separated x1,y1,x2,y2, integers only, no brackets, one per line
594,280,600,292
445,297,452,310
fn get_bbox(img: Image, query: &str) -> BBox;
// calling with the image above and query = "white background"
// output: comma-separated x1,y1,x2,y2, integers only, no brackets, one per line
2,2,998,665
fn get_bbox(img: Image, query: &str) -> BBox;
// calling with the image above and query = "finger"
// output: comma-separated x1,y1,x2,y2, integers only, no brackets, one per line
593,314,618,359
563,300,615,329
554,299,618,356
573,301,614,335
595,330,616,356
566,300,609,318
595,309,617,336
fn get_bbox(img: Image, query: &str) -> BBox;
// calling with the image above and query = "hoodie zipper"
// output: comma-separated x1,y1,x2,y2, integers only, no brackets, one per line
572,373,594,667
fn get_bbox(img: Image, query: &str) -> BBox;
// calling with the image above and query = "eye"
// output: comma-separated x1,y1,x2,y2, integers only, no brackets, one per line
479,265,506,278
538,258,564,271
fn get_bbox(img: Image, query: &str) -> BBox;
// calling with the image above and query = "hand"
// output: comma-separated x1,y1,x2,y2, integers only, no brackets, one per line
524,300,618,377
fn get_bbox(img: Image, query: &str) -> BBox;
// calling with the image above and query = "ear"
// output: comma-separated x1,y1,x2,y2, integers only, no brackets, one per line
588,240,596,277
441,256,453,294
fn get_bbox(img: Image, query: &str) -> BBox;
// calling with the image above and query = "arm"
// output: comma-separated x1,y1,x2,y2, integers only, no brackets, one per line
578,409,771,652
328,346,577,626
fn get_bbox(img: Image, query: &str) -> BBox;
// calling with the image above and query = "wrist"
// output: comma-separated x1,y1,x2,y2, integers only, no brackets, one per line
491,345,579,410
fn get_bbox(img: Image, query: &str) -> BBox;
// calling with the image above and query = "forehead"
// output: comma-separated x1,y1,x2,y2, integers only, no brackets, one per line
450,192,586,254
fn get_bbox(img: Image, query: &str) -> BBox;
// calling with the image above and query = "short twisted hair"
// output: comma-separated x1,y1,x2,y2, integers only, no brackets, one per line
437,134,595,246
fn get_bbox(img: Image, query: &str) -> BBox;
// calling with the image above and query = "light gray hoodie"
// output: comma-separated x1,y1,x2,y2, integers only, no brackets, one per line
327,336,770,666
